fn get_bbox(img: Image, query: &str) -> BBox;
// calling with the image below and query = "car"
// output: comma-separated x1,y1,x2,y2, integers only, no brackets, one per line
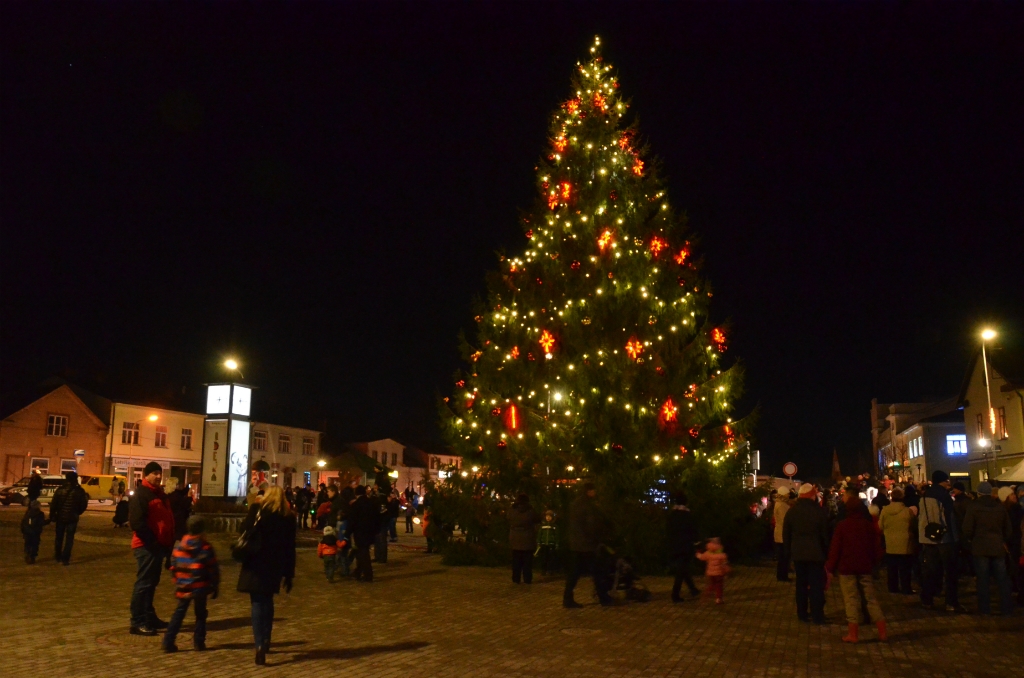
79,474,128,502
0,475,68,506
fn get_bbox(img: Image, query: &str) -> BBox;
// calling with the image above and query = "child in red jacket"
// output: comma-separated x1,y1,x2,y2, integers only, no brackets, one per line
164,516,219,653
697,538,730,604
826,497,885,643
318,525,340,582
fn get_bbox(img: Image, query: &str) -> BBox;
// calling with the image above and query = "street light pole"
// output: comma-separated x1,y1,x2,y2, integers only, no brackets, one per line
981,329,997,472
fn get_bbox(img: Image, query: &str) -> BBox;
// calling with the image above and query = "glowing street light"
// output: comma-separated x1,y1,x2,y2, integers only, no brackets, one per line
316,459,326,468
224,358,245,380
981,329,996,341
979,328,998,477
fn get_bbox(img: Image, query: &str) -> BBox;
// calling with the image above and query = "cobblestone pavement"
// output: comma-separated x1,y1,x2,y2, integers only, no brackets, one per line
1,507,1022,678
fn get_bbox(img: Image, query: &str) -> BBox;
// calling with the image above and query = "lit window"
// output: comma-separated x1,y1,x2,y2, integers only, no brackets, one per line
253,431,268,452
46,414,69,437
302,437,314,455
60,459,77,473
998,407,1008,440
278,434,291,455
180,428,193,450
946,434,968,455
31,458,50,474
154,426,168,448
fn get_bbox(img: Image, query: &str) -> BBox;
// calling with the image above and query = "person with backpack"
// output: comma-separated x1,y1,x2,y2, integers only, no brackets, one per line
919,470,964,612
49,471,88,565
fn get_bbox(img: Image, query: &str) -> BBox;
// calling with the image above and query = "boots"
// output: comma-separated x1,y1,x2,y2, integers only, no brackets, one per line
842,623,859,643
876,620,887,641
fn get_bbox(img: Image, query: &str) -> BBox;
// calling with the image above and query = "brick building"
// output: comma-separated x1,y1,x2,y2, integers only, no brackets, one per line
0,383,111,484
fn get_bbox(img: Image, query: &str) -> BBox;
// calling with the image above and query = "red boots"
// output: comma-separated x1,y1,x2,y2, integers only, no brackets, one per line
842,624,859,643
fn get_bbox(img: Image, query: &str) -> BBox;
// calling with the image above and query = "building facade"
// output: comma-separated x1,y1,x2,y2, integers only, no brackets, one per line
104,403,206,490
0,384,110,484
348,439,462,494
960,350,1024,483
870,397,967,483
249,421,321,489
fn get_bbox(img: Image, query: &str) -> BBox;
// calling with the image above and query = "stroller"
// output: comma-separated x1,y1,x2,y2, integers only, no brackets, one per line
599,545,651,603
112,497,129,528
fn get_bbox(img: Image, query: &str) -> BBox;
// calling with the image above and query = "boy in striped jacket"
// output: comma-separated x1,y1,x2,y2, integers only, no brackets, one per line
163,515,219,652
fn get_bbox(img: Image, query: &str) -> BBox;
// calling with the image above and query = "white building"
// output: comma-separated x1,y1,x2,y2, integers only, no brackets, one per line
353,439,461,494
960,349,1024,483
104,402,206,490
249,421,321,489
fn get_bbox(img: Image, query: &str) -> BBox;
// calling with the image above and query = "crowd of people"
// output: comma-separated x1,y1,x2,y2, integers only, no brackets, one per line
770,470,1024,642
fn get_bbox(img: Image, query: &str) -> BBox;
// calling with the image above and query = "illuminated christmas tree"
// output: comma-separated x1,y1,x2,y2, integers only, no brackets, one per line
441,37,749,515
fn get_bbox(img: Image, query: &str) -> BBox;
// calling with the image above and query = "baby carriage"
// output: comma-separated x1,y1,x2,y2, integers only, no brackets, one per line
599,545,651,602
112,497,129,528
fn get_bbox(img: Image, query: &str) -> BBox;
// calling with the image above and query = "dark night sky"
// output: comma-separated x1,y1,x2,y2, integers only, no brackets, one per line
2,3,1023,478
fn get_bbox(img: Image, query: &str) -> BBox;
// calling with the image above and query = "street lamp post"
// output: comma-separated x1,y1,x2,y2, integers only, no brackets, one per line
980,329,997,472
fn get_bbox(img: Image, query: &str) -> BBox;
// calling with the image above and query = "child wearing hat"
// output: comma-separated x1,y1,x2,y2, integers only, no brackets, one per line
697,537,730,604
163,515,219,653
318,525,340,582
21,499,47,564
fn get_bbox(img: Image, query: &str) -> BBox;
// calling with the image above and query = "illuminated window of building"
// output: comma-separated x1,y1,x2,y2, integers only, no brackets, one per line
946,434,968,455
302,437,314,455
253,430,267,452
154,426,168,448
180,428,193,450
998,407,1008,439
121,422,139,445
278,434,291,454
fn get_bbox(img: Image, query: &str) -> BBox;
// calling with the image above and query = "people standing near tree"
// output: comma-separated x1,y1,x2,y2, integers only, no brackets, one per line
919,470,964,612
962,482,1012,616
348,485,379,582
27,470,43,503
509,493,541,584
826,496,886,643
49,471,88,565
563,482,612,608
666,492,700,602
783,483,830,623
164,515,219,653
168,482,193,542
773,487,794,582
537,510,559,576
21,499,46,564
696,537,730,604
129,462,176,636
237,486,295,666
878,487,915,595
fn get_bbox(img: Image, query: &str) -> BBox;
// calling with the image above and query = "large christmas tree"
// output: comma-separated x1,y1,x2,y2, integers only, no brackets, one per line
439,38,750,554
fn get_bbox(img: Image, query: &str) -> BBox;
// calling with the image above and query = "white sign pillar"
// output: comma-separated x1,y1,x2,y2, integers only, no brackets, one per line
200,383,252,499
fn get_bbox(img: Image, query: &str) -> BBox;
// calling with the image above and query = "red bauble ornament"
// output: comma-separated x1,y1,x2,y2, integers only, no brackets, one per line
525,229,533,239
491,407,502,417
527,352,536,361
609,190,618,201
570,260,581,270
611,443,623,453
677,277,686,287
497,440,507,449
455,380,465,388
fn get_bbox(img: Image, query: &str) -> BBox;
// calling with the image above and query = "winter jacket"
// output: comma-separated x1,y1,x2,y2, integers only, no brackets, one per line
697,548,729,576
386,496,401,520
27,474,43,502
773,499,792,543
783,498,829,562
21,505,45,538
325,494,345,526
508,501,541,551
50,481,88,524
826,513,882,575
171,534,220,599
962,495,1011,558
918,484,956,545
129,480,176,551
568,494,606,553
317,535,339,558
538,523,559,547
236,503,296,595
348,495,380,548
665,505,699,558
878,501,914,555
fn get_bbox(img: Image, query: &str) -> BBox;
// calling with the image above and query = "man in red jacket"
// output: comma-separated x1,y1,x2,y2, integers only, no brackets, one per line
129,462,176,636
826,497,885,643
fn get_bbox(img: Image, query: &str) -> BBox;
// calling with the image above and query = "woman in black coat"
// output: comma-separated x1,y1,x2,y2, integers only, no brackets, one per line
237,486,296,666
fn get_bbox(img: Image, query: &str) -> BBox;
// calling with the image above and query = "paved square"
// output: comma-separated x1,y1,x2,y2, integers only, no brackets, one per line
1,507,1021,677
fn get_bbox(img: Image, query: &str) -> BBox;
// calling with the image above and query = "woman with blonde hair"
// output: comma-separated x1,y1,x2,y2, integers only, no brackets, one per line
237,485,296,666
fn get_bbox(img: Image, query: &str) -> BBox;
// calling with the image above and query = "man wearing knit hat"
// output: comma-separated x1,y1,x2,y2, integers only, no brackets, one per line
129,462,176,636
919,469,964,612
783,483,830,623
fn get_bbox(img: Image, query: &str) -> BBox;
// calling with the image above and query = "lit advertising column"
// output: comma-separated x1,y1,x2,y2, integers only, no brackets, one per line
200,383,253,501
